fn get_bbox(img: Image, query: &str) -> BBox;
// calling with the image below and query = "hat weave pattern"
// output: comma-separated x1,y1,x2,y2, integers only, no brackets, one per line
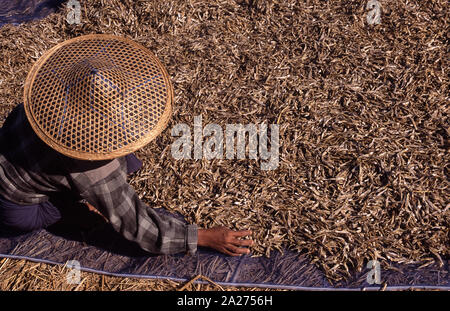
23,34,173,160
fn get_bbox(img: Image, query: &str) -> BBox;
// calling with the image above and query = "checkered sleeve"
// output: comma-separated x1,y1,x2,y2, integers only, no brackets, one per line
69,158,198,255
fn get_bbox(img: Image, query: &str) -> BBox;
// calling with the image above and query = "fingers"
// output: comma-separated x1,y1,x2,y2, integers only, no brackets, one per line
230,230,253,248
232,238,253,247
218,247,249,257
231,230,252,238
221,248,241,257
225,244,250,256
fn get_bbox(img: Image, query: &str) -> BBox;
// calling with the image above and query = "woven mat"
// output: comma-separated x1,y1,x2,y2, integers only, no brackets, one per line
0,209,448,290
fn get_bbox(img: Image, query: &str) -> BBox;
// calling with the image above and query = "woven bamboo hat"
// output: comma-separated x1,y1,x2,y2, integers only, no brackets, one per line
23,34,173,160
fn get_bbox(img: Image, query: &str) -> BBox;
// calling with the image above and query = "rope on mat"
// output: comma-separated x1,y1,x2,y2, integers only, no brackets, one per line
1,254,449,291
178,274,224,291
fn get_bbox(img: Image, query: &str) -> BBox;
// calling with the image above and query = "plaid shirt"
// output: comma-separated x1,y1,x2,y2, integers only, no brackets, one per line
0,104,197,255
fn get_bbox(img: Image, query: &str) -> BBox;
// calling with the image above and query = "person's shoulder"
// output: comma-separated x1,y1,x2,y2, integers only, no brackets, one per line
64,156,126,187
63,157,117,172
63,155,125,177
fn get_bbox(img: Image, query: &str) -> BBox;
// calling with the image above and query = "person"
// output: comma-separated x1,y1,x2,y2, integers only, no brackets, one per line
0,34,253,257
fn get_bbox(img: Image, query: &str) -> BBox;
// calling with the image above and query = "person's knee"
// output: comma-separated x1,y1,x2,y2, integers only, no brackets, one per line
0,205,39,232
36,201,62,228
0,200,61,233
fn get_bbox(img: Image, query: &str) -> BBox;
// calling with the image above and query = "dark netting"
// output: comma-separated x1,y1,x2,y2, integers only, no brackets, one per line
0,0,64,27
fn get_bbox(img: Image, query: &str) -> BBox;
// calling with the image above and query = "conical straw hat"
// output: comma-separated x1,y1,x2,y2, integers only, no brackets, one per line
23,34,173,160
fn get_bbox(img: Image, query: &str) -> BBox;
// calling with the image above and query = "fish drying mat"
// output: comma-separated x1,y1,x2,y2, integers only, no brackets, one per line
0,209,448,291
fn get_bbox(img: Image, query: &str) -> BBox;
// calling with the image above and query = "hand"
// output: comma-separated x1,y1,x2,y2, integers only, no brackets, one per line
197,226,253,256
85,202,108,222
